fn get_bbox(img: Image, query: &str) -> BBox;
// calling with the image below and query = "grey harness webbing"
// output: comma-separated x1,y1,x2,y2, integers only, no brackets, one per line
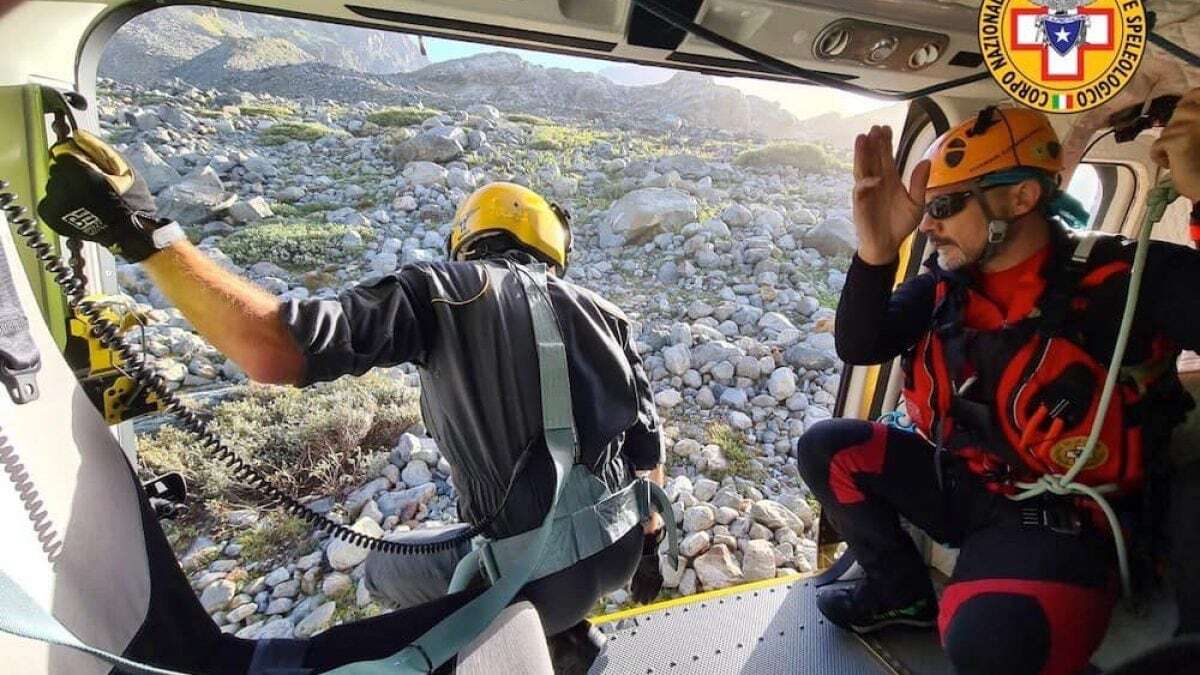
0,247,40,404
326,262,578,674
0,569,187,675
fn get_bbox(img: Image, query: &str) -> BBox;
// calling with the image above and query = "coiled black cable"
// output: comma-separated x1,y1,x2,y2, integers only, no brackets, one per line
1,180,488,554
0,423,63,566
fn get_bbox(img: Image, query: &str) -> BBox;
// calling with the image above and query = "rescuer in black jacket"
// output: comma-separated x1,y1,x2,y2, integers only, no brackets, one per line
37,136,669,671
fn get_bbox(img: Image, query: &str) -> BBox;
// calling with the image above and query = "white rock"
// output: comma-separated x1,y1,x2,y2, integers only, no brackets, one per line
683,505,716,533
326,517,385,571
266,598,295,615
729,411,753,430
294,602,337,638
322,572,354,597
605,188,698,246
715,506,739,525
679,569,699,596
401,459,433,487
201,580,237,613
662,344,691,376
680,531,711,558
693,544,743,590
750,500,804,532
742,540,778,582
402,161,448,187
767,368,798,401
228,196,273,224
258,618,296,640
226,603,257,623
693,478,719,503
654,389,683,409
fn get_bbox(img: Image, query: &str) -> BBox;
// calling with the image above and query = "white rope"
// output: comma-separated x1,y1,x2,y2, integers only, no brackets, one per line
1009,171,1179,600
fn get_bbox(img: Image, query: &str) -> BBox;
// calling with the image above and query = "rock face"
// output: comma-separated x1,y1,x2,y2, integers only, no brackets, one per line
803,219,858,258
157,166,236,225
390,129,464,164
126,142,181,193
604,188,698,246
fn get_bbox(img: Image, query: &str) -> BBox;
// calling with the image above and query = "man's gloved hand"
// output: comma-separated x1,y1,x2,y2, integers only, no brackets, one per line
629,529,665,605
36,129,181,262
1152,87,1200,201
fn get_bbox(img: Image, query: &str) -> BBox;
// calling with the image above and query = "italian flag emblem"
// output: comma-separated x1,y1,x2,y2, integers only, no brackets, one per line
1050,93,1074,111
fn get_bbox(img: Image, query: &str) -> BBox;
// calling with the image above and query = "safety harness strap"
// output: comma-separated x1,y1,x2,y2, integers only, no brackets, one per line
481,471,681,583
0,245,40,404
328,262,577,674
0,569,187,675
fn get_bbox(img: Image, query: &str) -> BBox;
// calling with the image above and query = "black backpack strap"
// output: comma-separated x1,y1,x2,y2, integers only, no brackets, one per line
1038,230,1105,337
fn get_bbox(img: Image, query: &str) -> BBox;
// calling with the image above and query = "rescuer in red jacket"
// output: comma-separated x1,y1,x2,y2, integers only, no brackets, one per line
795,91,1200,675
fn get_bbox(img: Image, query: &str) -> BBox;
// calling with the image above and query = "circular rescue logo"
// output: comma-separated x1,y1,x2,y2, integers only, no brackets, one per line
1048,437,1109,470
977,0,1147,114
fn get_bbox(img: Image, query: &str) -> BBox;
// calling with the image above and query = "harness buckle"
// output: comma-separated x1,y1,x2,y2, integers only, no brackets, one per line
1020,500,1082,535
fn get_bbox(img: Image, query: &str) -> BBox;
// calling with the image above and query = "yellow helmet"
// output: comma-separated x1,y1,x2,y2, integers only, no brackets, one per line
446,182,572,273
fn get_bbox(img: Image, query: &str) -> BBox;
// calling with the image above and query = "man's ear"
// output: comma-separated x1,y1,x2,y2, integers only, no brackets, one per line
1010,179,1045,219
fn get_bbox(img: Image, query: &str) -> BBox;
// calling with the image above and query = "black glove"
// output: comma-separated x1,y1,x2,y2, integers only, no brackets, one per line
36,130,181,262
629,530,664,605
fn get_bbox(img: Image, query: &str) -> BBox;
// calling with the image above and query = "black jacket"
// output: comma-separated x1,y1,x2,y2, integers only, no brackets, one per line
835,233,1200,367
281,253,663,538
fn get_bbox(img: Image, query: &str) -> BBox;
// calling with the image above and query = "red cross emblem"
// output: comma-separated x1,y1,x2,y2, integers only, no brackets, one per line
1010,7,1114,81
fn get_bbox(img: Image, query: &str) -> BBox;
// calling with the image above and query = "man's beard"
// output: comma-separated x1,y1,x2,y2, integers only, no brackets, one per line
931,238,969,271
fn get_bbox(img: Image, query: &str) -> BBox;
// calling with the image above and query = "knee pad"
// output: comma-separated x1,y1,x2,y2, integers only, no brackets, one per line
943,593,1050,675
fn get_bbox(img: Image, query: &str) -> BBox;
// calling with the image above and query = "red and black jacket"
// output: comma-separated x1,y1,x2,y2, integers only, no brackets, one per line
836,224,1197,495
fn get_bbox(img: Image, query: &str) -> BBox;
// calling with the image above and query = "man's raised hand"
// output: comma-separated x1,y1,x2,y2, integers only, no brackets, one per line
852,125,930,265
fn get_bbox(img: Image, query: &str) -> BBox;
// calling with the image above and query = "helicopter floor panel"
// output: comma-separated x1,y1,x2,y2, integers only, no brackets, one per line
590,576,955,675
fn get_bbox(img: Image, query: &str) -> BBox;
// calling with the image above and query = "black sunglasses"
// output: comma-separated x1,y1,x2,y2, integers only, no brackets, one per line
924,184,1003,220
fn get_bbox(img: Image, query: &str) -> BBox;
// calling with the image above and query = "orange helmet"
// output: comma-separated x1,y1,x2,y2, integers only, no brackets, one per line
924,107,1064,190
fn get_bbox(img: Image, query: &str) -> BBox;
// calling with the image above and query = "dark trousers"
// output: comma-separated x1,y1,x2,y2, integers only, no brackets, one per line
796,418,1118,675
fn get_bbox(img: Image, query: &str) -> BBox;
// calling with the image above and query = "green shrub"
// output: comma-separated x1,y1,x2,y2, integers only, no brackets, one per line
137,374,421,509
505,113,553,126
706,422,761,481
366,106,441,127
237,513,311,562
240,103,296,118
258,122,339,146
529,124,609,152
220,221,372,271
733,142,848,174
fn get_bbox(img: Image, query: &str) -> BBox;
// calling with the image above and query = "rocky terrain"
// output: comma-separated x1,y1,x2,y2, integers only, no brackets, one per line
98,29,860,639
98,7,428,84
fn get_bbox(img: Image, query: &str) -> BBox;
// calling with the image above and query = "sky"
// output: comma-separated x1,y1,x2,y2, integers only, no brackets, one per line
423,37,899,120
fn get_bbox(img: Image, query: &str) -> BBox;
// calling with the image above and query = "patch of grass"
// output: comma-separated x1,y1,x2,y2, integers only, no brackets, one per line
505,113,553,126
366,106,441,127
258,122,340,146
733,142,848,174
706,422,761,481
220,221,372,271
529,124,612,152
334,602,382,625
236,513,311,563
240,103,296,118
137,374,421,513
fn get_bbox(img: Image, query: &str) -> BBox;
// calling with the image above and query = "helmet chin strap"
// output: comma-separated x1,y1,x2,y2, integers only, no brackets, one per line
971,183,1012,266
